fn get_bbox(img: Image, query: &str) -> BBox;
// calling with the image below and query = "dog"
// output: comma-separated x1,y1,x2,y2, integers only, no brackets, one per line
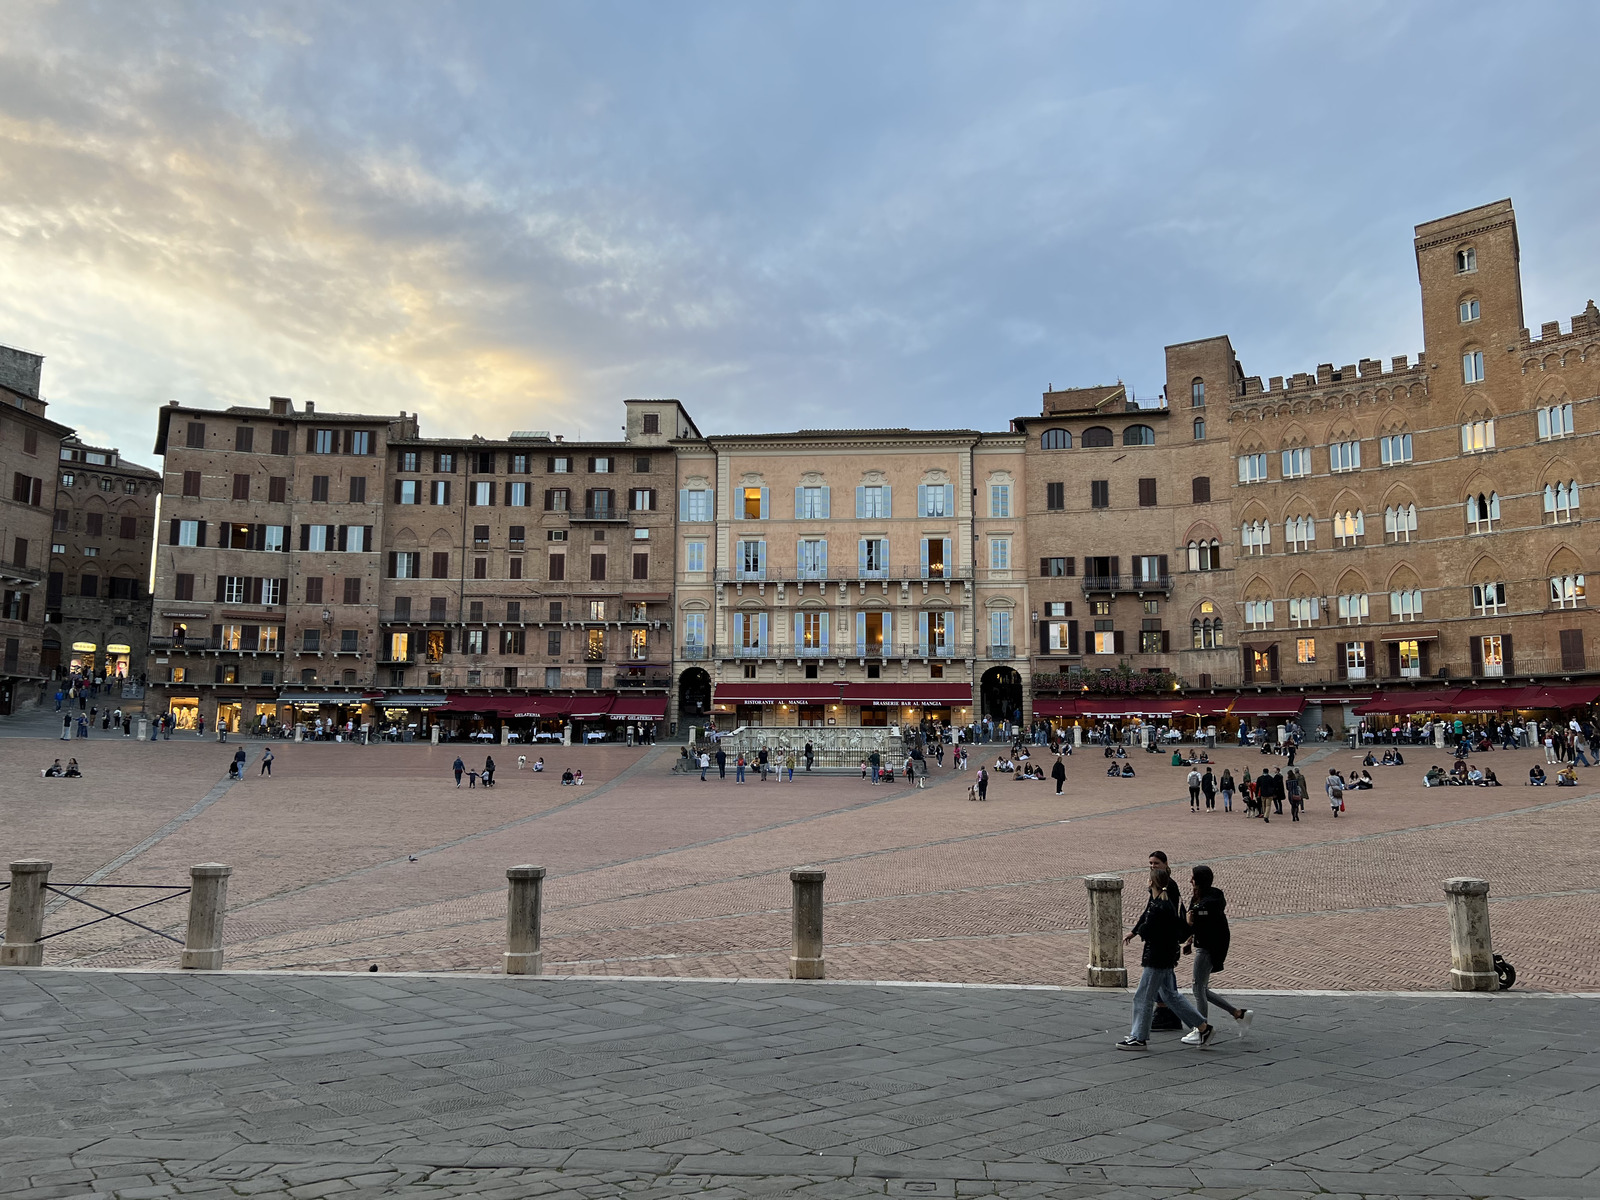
517,755,527,770
966,783,980,802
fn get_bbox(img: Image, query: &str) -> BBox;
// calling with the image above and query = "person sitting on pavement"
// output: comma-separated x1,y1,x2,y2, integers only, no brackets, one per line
43,758,63,777
1171,749,1184,767
63,758,82,778
1380,749,1396,765
1120,762,1135,778
1447,760,1469,784
533,757,545,772
1528,764,1547,786
1106,763,1123,777
561,768,575,785
1467,765,1484,785
1363,751,1378,767
1557,764,1578,787
1424,765,1447,788
1482,767,1501,786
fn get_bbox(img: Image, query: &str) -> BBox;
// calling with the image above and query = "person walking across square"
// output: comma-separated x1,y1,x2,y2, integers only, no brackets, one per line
1116,865,1215,1051
260,746,274,776
1180,864,1252,1043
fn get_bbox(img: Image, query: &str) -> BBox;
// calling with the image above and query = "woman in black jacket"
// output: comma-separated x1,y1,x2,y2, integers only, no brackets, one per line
1181,865,1252,1043
1116,866,1215,1051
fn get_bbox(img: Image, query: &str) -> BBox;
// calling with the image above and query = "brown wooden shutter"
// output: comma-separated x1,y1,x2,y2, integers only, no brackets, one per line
1387,643,1401,677
1269,644,1280,682
1560,629,1586,670
1192,476,1211,503
249,577,263,604
1110,556,1120,582
1039,623,1050,654
394,480,403,504
214,576,225,602
1245,649,1257,684
1067,620,1079,655
1419,640,1433,677
1335,644,1346,680
1158,554,1168,579
1066,557,1075,576
196,521,207,547
1040,558,1049,577
1502,635,1514,675
1470,637,1482,675
1161,630,1170,653
1113,630,1125,654
169,517,180,545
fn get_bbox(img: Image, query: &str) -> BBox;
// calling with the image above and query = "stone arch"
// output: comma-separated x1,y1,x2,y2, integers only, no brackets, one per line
1465,553,1504,586
427,527,454,550
1385,562,1421,592
1376,408,1409,435
1334,567,1369,596
1276,423,1309,450
390,525,419,549
1547,545,1585,577
677,667,711,720
1183,520,1223,543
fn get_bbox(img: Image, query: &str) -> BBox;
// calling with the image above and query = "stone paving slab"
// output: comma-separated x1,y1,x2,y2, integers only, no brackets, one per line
0,969,1595,1198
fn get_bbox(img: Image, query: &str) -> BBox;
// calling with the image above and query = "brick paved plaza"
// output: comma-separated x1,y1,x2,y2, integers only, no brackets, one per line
4,732,1596,992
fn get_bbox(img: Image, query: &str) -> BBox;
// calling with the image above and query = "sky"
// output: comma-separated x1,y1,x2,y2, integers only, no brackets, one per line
1,1,1598,464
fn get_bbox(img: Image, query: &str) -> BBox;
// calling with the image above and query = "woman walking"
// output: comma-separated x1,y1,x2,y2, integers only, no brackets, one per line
1201,767,1217,812
1286,769,1304,821
1219,769,1235,813
1051,754,1066,795
1181,864,1252,1043
1186,766,1202,813
976,765,989,802
1325,768,1344,817
1116,865,1215,1051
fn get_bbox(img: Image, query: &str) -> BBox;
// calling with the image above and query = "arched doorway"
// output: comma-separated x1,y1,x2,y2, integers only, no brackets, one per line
980,666,1022,724
677,667,711,721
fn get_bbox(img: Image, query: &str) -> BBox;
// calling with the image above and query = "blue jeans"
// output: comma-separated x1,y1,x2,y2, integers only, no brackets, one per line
1129,966,1208,1040
1576,749,1592,767
1191,947,1237,1021
736,764,745,782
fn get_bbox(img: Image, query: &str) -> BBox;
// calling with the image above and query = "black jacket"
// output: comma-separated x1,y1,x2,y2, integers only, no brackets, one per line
1051,759,1066,781
1131,891,1184,969
1188,885,1231,970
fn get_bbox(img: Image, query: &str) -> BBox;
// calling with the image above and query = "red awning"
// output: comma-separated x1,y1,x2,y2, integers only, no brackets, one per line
1228,695,1307,717
1315,693,1374,704
567,695,616,719
1522,685,1600,709
507,697,566,718
1032,698,1080,717
714,682,842,704
610,695,668,720
437,693,513,715
1076,697,1180,717
1452,686,1539,712
843,683,974,707
1354,688,1464,715
1170,697,1233,717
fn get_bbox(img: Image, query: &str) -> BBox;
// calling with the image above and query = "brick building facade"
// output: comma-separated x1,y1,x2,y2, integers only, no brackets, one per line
49,436,160,685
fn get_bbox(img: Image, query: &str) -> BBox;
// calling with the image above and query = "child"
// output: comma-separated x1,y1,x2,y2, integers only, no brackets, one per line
466,767,479,789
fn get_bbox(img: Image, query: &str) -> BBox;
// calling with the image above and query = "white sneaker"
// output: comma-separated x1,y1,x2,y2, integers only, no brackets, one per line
1180,1028,1202,1045
1236,1009,1253,1038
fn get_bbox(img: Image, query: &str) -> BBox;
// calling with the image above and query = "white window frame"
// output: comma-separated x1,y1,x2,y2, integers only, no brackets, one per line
1538,403,1574,441
1457,247,1476,273
1379,433,1413,465
1241,519,1270,555
1281,447,1310,479
1462,352,1485,385
685,541,706,574
989,537,1010,571
1551,574,1586,609
1285,515,1314,552
1288,596,1320,627
1544,480,1579,524
1244,599,1273,629
223,576,246,605
1238,453,1268,484
1329,440,1361,473
1466,492,1500,534
989,484,1010,518
1333,510,1364,546
1336,593,1369,624
177,520,200,547
1384,504,1417,543
1460,298,1479,323
1389,588,1422,622
1472,582,1507,615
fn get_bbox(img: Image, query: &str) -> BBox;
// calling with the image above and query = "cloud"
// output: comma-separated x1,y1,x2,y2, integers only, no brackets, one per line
0,0,1596,461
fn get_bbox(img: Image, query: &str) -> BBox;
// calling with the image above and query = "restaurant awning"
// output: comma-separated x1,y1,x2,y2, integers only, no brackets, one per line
714,682,842,705
375,695,449,708
843,683,975,707
1378,629,1441,641
1031,698,1080,717
1452,686,1539,712
611,696,668,720
1076,697,1179,717
276,693,373,705
507,697,567,718
1522,684,1600,709
1228,695,1307,717
1354,688,1464,715
437,694,522,715
567,695,616,719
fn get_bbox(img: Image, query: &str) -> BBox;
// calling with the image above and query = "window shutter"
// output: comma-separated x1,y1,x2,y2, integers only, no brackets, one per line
1387,643,1400,677
882,485,891,518
388,552,397,578
306,428,315,452
678,489,689,519
921,612,931,653
733,612,744,645
1269,645,1280,682
943,538,952,574
919,539,929,577
795,486,804,518
1335,646,1346,680
819,612,829,650
1560,628,1586,671
794,612,803,649
818,540,827,576
1158,555,1168,579
214,576,225,602
821,486,830,518
1470,637,1483,675
1161,630,1170,653
757,612,768,647
858,539,867,576
393,480,402,504
856,486,866,518
856,611,865,654
249,577,263,604
1110,556,1120,582
1419,640,1433,677
757,540,766,580
759,486,769,520
882,611,892,646
1502,635,1514,675
1038,620,1048,655
1040,558,1049,577
944,484,954,515
1067,620,1079,655
917,484,927,515
1113,630,1124,654
364,525,373,549
337,525,348,552
1247,650,1259,684
169,517,180,546
251,524,266,551
196,521,207,547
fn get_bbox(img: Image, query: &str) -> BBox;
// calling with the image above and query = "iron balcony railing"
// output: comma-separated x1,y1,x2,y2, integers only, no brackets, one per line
986,644,1015,660
714,563,973,583
680,641,976,661
1081,573,1173,596
150,635,213,651
574,505,628,522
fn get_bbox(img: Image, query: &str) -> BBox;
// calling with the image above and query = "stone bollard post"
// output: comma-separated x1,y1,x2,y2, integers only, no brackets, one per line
1,860,53,966
1444,878,1496,991
1072,725,1081,747
136,718,149,741
180,864,232,970
430,725,440,746
790,868,826,979
504,865,546,975
1084,874,1128,987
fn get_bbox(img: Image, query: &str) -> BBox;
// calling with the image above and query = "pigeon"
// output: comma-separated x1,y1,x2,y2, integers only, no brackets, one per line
368,964,378,972
408,855,417,862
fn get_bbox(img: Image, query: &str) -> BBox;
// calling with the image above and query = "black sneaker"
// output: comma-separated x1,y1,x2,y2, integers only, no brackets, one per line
1197,1024,1216,1048
1115,1037,1147,1051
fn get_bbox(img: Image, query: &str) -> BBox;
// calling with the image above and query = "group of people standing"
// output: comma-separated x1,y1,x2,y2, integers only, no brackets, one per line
1182,764,1327,821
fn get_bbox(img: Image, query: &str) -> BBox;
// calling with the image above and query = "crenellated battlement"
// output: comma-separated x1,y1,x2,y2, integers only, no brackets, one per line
1518,300,1600,350
1232,352,1428,405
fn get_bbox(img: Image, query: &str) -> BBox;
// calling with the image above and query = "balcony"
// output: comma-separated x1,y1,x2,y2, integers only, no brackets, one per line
986,644,1015,660
713,563,973,584
614,673,672,690
573,505,628,522
684,641,976,662
150,635,213,651
1081,573,1173,597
